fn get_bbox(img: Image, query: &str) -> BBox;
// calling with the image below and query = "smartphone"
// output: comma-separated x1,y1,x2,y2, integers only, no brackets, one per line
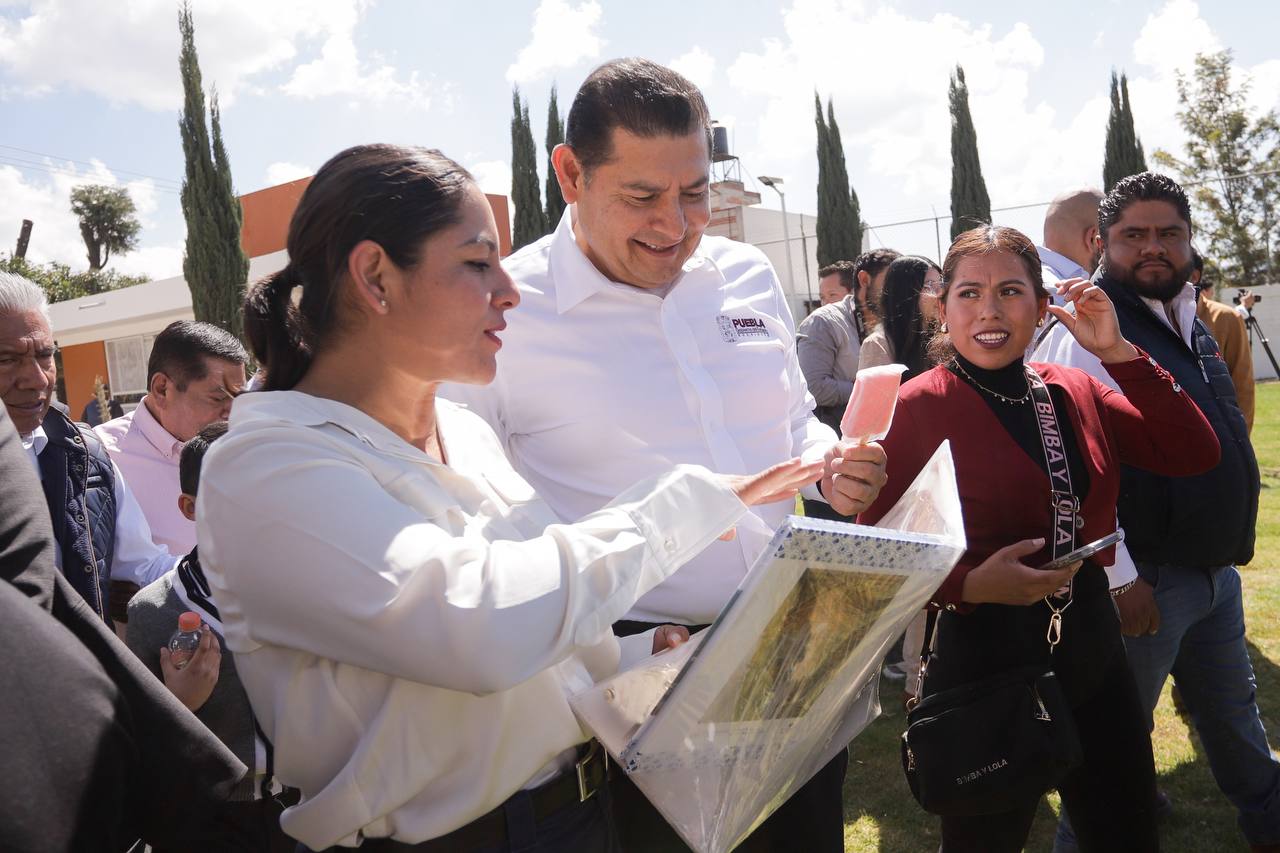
1037,530,1124,571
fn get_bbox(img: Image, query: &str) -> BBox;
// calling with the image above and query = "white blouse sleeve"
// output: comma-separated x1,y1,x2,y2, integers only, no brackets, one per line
197,436,746,696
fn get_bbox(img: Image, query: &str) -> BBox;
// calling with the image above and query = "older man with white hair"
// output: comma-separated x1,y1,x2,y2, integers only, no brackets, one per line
0,271,174,625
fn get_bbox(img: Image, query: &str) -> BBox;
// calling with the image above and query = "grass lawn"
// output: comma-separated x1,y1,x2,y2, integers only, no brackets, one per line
840,380,1280,852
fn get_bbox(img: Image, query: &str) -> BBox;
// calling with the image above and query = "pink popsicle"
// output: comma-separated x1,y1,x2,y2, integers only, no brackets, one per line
840,364,908,443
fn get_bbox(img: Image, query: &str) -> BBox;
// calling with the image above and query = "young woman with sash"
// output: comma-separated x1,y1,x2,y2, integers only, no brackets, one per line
859,226,1219,852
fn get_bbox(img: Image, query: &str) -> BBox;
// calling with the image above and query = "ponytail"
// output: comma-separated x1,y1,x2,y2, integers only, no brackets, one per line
244,264,310,391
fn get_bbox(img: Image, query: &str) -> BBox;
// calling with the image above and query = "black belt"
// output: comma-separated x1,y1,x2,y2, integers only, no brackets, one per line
314,741,608,853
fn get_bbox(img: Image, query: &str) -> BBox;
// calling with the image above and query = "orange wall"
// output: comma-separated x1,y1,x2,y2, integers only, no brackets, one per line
239,179,513,258
60,341,108,411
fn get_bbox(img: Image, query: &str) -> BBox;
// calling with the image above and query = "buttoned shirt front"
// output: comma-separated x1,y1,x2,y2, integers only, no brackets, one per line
96,399,193,554
1032,279,1200,588
196,391,747,848
21,425,176,587
444,208,836,625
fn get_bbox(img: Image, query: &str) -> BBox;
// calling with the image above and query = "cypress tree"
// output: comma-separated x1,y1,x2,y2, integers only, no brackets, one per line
815,94,861,266
543,84,567,231
827,99,863,258
948,65,992,241
1104,71,1149,191
178,2,249,341
511,87,546,251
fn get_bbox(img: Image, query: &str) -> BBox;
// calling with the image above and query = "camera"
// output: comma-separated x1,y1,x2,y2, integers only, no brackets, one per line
1233,288,1261,305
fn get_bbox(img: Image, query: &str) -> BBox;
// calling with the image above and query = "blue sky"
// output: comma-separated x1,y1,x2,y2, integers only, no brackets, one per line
2,0,1277,281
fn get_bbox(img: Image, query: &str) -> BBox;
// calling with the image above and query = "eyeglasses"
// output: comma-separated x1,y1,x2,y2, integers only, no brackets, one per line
0,345,58,375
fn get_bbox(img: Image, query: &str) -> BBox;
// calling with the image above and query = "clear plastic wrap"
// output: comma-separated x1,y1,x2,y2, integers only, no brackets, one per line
571,441,966,853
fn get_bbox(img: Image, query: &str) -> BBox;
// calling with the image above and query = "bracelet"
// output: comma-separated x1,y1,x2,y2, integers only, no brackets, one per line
1110,579,1138,598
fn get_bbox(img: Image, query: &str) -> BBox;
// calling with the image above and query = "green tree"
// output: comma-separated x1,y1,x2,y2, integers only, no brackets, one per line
814,94,862,266
948,65,992,241
1103,70,1148,191
69,185,141,272
0,254,147,304
511,87,547,251
1154,50,1280,288
544,84,567,231
178,2,249,341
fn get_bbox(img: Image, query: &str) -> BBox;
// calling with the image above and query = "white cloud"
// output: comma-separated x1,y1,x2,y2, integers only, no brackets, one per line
280,3,435,107
467,158,513,197
264,161,314,187
669,46,716,91
0,0,426,111
506,0,604,85
0,160,183,280
1132,0,1220,78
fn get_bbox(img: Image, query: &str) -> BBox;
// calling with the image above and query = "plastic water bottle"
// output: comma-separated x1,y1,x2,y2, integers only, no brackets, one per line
169,611,202,670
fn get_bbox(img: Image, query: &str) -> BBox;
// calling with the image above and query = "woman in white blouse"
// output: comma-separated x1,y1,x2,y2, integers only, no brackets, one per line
196,145,820,853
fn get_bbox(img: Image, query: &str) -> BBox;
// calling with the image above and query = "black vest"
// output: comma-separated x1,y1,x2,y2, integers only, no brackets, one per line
1096,270,1258,570
37,404,117,623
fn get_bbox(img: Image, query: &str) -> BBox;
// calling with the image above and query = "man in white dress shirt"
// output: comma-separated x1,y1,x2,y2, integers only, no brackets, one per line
446,58,886,852
1038,187,1103,307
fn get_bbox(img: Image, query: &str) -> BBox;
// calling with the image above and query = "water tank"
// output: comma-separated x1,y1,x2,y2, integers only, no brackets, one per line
711,123,732,161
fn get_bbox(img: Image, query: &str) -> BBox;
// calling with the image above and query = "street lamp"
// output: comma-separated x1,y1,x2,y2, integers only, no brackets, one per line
758,176,811,310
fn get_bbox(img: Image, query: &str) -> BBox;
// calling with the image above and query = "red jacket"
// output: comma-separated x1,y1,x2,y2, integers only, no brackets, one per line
859,354,1219,612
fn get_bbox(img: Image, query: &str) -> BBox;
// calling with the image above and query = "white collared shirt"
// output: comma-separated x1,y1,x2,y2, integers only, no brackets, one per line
195,391,746,848
21,423,176,587
1031,279,1200,588
444,207,836,625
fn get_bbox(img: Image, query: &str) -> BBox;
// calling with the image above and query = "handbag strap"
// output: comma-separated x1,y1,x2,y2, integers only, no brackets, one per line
1025,367,1078,651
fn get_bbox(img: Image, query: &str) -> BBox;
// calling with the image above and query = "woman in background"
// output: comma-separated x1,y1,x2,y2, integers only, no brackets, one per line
857,254,942,379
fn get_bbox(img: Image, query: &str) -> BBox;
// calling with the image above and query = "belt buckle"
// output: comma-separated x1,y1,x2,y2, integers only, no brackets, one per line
576,740,603,803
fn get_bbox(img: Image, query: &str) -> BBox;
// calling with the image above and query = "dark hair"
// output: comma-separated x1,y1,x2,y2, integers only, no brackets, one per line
818,261,856,291
243,145,475,391
853,249,901,286
1191,246,1205,274
930,226,1047,363
1098,172,1193,243
565,58,712,172
179,420,228,497
878,255,940,379
147,320,247,391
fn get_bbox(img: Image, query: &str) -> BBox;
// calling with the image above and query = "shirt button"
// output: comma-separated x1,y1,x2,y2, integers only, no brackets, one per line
664,537,677,553
76,512,85,522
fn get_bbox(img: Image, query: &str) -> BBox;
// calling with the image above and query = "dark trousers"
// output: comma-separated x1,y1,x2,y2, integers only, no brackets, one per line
157,792,300,853
301,780,619,853
939,651,1158,853
800,497,850,523
610,619,849,852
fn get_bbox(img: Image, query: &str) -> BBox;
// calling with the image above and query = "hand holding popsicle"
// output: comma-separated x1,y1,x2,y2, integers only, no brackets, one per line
820,364,904,516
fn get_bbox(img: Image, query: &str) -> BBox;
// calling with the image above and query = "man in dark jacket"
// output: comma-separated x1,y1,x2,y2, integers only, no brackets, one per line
0,271,173,625
0,403,247,850
1036,173,1277,853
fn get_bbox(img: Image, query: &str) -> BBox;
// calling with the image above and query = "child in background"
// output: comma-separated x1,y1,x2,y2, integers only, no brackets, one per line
126,421,297,852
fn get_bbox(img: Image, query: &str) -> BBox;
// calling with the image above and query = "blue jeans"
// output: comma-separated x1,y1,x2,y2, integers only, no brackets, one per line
1054,563,1280,851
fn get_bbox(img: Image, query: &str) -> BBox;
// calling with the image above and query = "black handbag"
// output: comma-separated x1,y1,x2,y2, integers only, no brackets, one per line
899,366,1085,816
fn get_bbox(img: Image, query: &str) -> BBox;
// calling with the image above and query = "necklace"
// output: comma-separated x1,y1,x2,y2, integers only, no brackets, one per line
950,358,1031,405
